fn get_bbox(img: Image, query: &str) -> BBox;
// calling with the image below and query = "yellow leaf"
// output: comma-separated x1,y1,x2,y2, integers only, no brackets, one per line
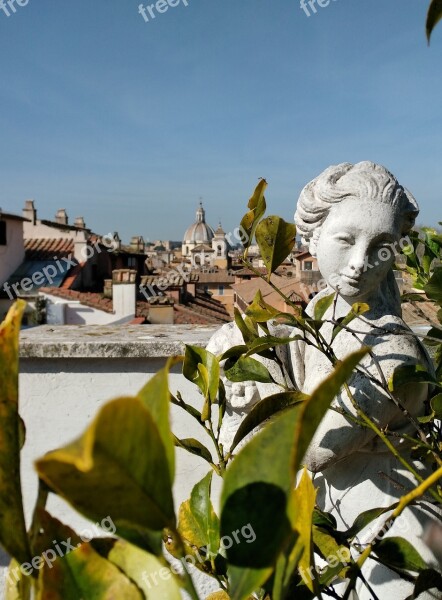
0,301,32,565
288,468,317,592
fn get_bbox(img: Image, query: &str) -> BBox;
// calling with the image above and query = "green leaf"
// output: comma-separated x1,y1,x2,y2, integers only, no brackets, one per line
230,391,307,452
178,472,220,555
424,327,442,347
312,509,337,531
0,301,32,565
374,537,428,573
224,356,274,384
255,216,297,279
312,527,350,585
331,303,370,341
431,393,442,418
174,436,214,464
221,408,300,569
413,569,442,597
137,358,177,482
244,335,300,358
221,349,367,572
427,0,442,42
400,293,428,303
38,545,143,600
198,363,210,397
344,503,398,541
108,539,182,599
314,293,335,322
183,345,220,403
388,364,440,391
33,511,142,600
240,179,267,252
228,565,272,600
425,267,442,303
220,344,248,362
245,290,281,323
36,397,176,541
234,308,258,345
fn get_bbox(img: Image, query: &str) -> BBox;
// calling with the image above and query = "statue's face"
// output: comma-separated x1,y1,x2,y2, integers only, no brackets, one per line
315,196,401,299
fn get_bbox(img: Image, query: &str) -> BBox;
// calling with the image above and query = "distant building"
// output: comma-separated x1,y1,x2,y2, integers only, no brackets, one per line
182,203,231,269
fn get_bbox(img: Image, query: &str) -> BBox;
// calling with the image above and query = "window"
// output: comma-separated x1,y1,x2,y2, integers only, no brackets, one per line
0,221,6,245
218,285,224,296
304,261,313,271
128,257,137,267
217,245,222,257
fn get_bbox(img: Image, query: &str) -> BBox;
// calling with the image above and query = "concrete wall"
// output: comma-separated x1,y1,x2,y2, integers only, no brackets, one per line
12,325,220,567
0,218,25,287
41,293,116,325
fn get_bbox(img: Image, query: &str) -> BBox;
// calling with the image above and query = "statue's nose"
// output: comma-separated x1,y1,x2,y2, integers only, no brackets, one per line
348,246,366,274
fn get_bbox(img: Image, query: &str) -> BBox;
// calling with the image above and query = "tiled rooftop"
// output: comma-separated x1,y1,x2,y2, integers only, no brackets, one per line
40,288,232,325
25,238,74,260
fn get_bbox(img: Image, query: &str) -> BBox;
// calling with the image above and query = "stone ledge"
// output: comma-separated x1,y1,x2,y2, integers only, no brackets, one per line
19,325,219,359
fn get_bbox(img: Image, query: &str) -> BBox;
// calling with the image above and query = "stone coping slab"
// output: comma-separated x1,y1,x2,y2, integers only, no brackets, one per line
19,325,219,359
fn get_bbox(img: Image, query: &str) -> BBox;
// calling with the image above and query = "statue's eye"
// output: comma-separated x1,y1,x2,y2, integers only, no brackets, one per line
336,236,354,246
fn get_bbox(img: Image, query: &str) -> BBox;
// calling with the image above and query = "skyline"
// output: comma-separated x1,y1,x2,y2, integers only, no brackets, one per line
0,0,441,243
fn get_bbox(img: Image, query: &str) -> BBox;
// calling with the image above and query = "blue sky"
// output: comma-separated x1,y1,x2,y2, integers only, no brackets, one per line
0,0,441,242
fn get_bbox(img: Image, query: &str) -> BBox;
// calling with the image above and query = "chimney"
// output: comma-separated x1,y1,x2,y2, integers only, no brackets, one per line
112,269,137,320
130,236,144,253
112,232,121,251
74,216,86,229
55,209,68,225
148,297,174,325
74,230,88,262
23,200,37,225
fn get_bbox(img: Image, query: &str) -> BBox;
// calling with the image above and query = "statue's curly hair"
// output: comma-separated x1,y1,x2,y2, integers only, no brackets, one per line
294,161,419,254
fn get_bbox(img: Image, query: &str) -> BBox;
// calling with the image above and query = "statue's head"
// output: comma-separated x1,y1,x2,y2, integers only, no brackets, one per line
294,161,419,301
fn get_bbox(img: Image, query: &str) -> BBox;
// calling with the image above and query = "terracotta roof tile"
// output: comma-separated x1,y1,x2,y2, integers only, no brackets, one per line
25,238,74,260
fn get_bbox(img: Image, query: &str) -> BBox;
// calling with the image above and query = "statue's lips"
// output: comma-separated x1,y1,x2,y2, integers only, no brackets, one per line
340,273,361,285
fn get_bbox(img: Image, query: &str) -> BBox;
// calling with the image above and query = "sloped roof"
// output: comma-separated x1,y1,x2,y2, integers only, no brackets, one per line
194,271,235,284
232,275,304,305
40,288,114,313
25,238,74,260
191,244,214,253
0,212,29,222
4,261,73,297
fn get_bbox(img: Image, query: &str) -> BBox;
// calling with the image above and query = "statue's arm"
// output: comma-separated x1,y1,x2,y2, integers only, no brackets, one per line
303,349,429,473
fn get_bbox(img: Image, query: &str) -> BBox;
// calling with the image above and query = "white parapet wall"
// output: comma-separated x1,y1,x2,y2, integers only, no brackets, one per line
1,324,221,594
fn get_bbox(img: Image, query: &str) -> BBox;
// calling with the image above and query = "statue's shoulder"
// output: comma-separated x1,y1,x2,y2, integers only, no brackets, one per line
371,314,431,367
206,321,243,356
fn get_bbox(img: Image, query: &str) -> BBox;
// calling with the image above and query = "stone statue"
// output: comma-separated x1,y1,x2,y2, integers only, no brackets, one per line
207,162,442,599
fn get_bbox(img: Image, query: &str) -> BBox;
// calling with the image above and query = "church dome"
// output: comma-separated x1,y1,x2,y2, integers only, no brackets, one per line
183,203,215,243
